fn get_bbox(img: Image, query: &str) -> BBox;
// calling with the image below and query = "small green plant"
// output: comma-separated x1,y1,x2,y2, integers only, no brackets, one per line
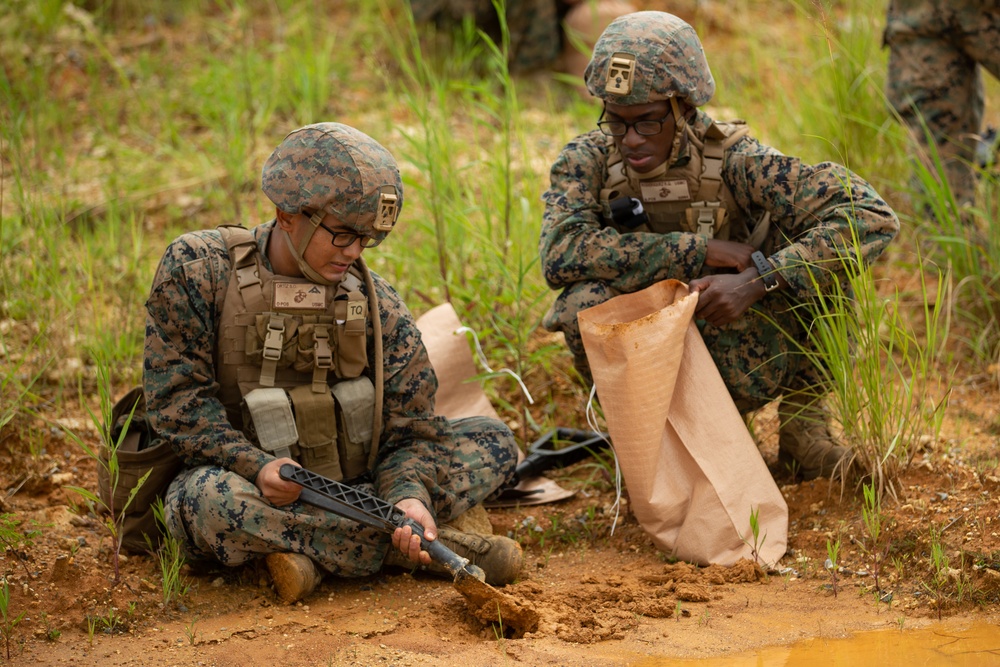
146,497,190,607
184,615,200,646
923,526,949,620
858,481,893,597
740,506,767,568
86,615,98,646
538,514,572,549
0,578,26,662
63,360,150,584
87,605,127,636
826,536,841,598
37,611,60,642
0,514,41,581
491,604,512,646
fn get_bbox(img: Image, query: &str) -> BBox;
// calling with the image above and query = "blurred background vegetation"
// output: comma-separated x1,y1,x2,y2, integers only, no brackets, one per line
1,0,998,492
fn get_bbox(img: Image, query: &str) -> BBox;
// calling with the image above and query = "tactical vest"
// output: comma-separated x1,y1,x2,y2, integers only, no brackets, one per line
215,225,382,482
599,120,770,248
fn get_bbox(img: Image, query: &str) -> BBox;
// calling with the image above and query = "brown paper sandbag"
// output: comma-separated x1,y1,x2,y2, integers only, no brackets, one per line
416,303,501,422
416,303,576,506
578,279,787,566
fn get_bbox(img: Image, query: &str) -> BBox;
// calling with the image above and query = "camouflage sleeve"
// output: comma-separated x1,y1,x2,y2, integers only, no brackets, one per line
143,231,273,481
539,130,708,292
725,137,899,299
369,275,451,511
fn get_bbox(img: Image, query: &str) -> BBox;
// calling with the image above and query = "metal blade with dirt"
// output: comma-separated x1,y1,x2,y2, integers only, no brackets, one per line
278,464,540,636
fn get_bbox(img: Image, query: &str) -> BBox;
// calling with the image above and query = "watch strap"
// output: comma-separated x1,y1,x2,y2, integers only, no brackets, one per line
750,251,778,292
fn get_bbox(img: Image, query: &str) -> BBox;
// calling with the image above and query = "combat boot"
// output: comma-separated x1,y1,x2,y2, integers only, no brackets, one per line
384,528,524,586
266,552,322,604
777,397,853,481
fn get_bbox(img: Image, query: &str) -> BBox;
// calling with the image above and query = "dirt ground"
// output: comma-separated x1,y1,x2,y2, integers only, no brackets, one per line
2,375,999,666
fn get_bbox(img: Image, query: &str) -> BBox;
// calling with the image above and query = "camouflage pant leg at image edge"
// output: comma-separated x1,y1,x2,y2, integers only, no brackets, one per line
408,0,562,71
885,2,1000,206
162,416,517,575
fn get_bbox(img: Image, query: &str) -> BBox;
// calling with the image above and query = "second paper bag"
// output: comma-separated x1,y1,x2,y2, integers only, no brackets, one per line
578,279,787,566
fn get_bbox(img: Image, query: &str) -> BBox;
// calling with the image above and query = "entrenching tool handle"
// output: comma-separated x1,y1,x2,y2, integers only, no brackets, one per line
398,517,472,579
279,464,482,581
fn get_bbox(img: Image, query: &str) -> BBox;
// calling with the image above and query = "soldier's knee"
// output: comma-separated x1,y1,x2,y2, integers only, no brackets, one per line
544,281,616,333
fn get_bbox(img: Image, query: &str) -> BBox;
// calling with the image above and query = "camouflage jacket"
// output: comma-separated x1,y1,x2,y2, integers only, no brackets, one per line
539,109,900,301
144,221,449,509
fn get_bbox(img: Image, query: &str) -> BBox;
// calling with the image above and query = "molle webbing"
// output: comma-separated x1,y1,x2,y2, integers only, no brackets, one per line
600,121,752,241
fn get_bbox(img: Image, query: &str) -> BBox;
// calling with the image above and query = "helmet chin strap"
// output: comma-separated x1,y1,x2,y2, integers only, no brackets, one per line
667,97,687,166
279,213,337,285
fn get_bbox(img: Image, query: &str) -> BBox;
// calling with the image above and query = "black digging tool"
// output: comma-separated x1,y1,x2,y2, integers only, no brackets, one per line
278,463,540,636
516,427,610,480
488,428,611,505
279,463,482,581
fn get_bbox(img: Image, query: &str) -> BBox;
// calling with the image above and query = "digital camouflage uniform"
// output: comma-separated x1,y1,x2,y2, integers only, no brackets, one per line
884,0,1000,208
145,124,518,577
408,0,563,71
540,13,900,415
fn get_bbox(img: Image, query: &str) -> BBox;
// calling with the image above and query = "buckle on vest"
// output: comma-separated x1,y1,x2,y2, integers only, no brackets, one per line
263,315,285,362
691,201,721,238
313,326,333,370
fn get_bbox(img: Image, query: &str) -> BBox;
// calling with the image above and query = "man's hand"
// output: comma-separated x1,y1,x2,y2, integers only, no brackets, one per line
689,268,766,326
256,457,303,506
390,498,438,566
704,239,755,270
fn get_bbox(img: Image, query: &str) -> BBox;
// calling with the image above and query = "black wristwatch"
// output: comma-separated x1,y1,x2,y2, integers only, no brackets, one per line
750,251,779,292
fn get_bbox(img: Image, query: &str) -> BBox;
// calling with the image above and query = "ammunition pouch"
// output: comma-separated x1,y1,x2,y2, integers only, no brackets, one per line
241,376,376,482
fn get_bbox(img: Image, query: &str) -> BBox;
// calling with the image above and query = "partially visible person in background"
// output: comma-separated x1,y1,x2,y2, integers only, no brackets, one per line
408,0,635,80
884,0,1000,215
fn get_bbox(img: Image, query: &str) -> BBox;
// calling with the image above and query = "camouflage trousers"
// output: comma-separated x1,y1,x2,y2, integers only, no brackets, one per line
542,280,826,414
408,0,562,71
163,416,517,577
884,0,1000,208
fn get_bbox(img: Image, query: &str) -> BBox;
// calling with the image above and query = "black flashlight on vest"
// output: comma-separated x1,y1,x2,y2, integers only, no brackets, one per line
609,196,649,229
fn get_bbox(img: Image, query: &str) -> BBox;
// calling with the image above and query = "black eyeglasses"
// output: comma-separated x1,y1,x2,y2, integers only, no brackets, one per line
597,109,674,137
303,210,383,248
318,221,382,248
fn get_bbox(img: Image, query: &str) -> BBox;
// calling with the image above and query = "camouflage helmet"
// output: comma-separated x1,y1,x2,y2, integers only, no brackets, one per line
261,123,402,241
584,11,715,107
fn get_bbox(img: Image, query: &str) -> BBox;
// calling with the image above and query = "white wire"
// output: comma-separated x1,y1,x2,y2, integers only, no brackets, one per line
454,325,534,405
585,383,621,535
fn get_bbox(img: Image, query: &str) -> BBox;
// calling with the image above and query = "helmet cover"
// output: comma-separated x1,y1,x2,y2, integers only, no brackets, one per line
584,11,715,107
261,122,402,241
